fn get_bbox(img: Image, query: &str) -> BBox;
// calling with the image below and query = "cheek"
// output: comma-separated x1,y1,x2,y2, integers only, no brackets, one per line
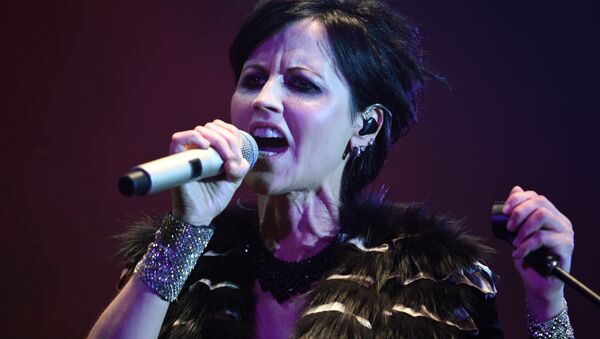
300,101,353,139
230,92,252,128
292,112,353,159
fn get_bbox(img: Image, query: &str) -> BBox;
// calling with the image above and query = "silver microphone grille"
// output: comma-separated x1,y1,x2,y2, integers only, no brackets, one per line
238,130,258,169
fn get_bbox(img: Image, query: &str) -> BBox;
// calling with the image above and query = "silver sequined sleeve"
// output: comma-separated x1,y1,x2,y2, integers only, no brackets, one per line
527,301,575,339
134,213,214,302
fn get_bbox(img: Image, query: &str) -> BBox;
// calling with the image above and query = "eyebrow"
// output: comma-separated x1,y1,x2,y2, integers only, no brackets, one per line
288,66,324,80
241,63,268,73
241,63,324,80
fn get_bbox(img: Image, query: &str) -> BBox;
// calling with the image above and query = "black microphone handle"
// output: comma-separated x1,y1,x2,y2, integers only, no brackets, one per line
491,202,600,308
491,203,559,277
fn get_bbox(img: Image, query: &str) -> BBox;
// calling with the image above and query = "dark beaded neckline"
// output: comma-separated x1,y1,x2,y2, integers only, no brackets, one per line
254,238,339,303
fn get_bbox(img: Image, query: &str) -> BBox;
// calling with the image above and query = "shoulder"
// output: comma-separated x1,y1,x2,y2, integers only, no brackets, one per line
113,205,259,289
340,198,495,278
115,204,258,261
296,197,503,337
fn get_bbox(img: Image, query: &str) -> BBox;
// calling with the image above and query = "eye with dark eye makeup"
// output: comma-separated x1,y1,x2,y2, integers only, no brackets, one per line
239,72,267,90
287,75,322,94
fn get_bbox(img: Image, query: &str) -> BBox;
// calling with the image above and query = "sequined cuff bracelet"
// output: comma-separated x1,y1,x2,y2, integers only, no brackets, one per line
134,213,214,302
527,300,575,338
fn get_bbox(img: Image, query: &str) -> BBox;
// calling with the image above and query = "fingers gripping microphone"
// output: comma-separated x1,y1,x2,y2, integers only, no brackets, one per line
118,131,258,196
491,201,600,308
491,202,559,277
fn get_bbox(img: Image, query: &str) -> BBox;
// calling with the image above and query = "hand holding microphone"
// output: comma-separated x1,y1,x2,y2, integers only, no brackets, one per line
491,186,599,314
118,120,258,226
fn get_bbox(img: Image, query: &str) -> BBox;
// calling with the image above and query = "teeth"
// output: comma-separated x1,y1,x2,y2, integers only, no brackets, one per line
258,150,278,157
252,127,284,138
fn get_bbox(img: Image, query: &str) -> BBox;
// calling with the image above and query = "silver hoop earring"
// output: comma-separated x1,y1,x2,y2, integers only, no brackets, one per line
342,138,375,160
350,138,374,159
352,145,367,158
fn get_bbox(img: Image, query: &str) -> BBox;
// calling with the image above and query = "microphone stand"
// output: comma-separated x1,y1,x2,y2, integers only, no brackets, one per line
491,202,600,308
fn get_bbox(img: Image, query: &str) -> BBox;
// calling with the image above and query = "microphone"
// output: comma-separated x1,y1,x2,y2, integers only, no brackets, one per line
490,202,559,276
118,131,258,196
491,201,600,308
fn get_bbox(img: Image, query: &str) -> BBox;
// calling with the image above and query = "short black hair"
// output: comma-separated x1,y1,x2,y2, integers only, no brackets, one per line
229,0,435,204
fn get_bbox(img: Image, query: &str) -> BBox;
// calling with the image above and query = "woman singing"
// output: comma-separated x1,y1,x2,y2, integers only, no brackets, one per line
88,0,575,337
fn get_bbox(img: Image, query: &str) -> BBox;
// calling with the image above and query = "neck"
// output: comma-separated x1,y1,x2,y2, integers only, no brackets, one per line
257,187,340,262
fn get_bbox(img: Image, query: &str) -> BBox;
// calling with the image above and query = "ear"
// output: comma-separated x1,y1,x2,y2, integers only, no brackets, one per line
349,104,385,148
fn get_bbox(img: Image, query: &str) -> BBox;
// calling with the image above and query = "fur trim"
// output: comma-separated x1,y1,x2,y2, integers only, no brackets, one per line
116,198,502,338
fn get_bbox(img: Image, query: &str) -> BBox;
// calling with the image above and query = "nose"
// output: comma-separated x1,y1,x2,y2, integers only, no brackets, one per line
252,78,284,114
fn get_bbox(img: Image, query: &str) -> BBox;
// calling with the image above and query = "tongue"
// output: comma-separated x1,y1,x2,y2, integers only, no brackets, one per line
255,137,288,153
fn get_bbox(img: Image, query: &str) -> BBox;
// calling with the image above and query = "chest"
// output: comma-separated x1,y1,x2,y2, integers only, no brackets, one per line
253,279,308,339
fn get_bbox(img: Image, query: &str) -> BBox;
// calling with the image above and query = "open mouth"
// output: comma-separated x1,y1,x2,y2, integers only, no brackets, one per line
251,127,289,157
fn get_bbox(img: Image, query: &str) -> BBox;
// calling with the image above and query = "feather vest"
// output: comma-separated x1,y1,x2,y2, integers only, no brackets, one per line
116,199,503,338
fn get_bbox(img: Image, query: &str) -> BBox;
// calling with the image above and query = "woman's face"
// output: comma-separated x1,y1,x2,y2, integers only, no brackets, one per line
231,19,355,196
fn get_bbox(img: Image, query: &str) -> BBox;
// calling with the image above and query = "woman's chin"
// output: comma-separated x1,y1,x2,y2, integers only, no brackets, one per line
243,172,282,196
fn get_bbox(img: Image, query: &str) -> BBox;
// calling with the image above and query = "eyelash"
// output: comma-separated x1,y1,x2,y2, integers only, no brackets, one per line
240,73,266,90
239,73,322,94
287,76,321,94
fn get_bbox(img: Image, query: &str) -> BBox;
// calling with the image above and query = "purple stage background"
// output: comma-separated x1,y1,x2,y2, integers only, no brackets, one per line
3,1,598,337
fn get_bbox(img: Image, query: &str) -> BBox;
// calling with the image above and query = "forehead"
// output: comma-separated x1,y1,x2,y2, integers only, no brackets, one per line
245,19,335,72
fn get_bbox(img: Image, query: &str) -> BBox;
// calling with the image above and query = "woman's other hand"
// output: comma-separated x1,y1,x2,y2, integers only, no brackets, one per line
169,119,250,226
503,186,575,320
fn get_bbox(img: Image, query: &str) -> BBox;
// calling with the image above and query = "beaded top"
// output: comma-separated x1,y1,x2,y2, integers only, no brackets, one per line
254,238,339,303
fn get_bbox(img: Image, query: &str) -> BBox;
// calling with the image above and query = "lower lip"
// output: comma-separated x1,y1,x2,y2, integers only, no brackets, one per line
258,146,288,158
